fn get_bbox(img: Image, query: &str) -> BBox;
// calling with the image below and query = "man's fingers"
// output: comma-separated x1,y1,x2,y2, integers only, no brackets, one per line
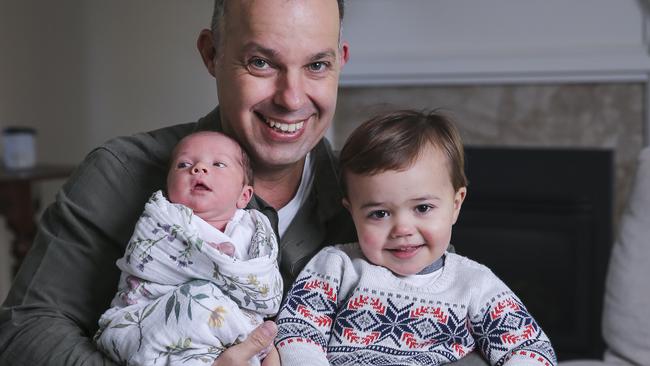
261,344,280,366
237,321,277,358
212,321,277,366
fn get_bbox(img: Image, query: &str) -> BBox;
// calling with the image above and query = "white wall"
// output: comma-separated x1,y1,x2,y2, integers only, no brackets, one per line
82,1,216,147
0,0,216,301
1,0,87,300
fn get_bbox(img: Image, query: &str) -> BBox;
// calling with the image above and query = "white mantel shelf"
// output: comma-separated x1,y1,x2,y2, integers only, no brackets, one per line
341,45,650,86
340,0,650,86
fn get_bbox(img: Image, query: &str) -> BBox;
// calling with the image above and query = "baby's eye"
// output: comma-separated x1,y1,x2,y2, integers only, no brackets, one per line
415,204,433,214
213,162,226,168
368,210,389,219
176,162,191,169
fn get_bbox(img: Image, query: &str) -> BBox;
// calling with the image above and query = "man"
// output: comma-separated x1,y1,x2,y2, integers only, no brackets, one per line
0,1,486,365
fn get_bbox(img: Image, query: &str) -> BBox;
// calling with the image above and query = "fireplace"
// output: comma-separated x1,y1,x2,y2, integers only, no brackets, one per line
452,146,614,361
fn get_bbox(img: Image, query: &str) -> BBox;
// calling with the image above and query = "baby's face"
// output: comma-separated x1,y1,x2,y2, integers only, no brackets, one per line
343,146,466,276
167,132,252,223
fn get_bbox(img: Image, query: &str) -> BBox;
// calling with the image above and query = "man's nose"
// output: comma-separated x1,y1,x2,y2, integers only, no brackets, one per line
273,70,305,111
191,162,208,175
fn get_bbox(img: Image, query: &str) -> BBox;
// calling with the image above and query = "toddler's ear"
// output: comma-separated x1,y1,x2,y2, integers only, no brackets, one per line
452,187,467,224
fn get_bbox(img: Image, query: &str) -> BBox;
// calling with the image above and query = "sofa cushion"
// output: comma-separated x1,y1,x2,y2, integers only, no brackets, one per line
602,146,650,365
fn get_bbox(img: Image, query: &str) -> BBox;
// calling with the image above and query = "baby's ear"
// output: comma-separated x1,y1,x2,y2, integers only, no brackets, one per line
342,197,351,211
237,185,254,209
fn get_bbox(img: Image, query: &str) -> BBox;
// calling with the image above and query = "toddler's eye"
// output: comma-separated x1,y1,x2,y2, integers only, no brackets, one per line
415,204,433,213
368,210,389,219
213,162,226,168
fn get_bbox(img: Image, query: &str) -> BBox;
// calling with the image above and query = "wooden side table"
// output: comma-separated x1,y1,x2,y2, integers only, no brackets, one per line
0,164,75,274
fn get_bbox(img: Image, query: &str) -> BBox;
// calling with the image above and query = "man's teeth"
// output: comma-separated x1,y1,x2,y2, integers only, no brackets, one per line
267,119,304,133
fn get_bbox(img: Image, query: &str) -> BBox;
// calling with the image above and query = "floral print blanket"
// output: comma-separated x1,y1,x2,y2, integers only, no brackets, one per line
94,190,283,365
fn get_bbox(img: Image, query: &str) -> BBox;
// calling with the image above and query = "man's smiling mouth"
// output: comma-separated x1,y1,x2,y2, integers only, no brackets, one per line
256,112,307,134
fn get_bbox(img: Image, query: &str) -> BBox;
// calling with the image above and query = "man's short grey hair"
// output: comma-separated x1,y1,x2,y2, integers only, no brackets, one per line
211,0,345,50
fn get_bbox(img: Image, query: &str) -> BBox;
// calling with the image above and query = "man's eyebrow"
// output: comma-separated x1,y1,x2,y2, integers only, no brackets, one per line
310,49,337,62
241,42,278,58
242,43,336,62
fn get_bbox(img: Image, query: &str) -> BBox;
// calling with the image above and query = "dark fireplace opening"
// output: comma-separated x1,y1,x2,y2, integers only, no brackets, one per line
453,147,613,361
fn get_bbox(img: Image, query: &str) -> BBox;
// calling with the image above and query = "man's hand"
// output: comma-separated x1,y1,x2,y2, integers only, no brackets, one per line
261,344,280,366
212,321,278,366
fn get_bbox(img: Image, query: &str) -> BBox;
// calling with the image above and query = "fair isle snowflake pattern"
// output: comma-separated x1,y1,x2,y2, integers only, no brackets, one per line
472,295,556,365
277,266,556,366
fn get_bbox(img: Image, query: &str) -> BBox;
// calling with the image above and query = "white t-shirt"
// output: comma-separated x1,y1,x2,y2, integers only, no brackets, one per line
277,153,314,238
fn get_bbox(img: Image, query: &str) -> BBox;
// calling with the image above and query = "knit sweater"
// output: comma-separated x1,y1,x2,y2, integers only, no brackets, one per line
276,243,557,366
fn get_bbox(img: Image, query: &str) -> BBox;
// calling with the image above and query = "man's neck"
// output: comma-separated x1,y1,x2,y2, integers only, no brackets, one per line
253,159,305,209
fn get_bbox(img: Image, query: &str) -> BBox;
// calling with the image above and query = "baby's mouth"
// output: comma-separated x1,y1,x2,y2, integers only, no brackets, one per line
193,182,211,191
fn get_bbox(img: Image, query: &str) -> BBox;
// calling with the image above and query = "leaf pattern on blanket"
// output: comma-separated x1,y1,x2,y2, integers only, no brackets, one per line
211,262,282,312
109,300,160,352
125,221,207,272
154,337,225,365
164,280,218,324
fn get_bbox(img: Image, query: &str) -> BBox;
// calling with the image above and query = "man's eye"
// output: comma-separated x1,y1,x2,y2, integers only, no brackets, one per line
415,204,433,214
368,210,389,219
176,162,191,169
248,57,270,70
307,61,329,72
213,162,226,168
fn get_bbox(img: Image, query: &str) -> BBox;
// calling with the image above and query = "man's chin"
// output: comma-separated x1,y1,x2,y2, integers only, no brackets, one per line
251,150,308,172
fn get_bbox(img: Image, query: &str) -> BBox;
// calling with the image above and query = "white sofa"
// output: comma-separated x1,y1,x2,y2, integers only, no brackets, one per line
560,146,650,366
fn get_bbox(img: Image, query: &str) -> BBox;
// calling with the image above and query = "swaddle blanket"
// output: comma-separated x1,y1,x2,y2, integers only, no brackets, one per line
95,190,282,366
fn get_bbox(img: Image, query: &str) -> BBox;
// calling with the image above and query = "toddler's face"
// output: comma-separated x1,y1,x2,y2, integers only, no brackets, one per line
343,146,466,276
167,132,252,223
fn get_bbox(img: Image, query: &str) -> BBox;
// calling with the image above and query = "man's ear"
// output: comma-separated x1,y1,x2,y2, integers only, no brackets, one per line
340,41,350,68
197,29,217,77
236,185,254,209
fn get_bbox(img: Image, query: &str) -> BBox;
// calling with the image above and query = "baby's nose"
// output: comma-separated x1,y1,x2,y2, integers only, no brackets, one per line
191,163,208,174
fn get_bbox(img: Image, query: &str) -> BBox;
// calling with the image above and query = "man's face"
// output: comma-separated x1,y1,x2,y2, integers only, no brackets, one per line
211,0,348,171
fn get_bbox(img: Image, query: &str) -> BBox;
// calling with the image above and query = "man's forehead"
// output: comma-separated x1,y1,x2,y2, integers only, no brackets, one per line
225,0,340,30
220,0,342,62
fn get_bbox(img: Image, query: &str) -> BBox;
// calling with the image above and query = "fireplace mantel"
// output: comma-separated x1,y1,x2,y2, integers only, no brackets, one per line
340,0,650,145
